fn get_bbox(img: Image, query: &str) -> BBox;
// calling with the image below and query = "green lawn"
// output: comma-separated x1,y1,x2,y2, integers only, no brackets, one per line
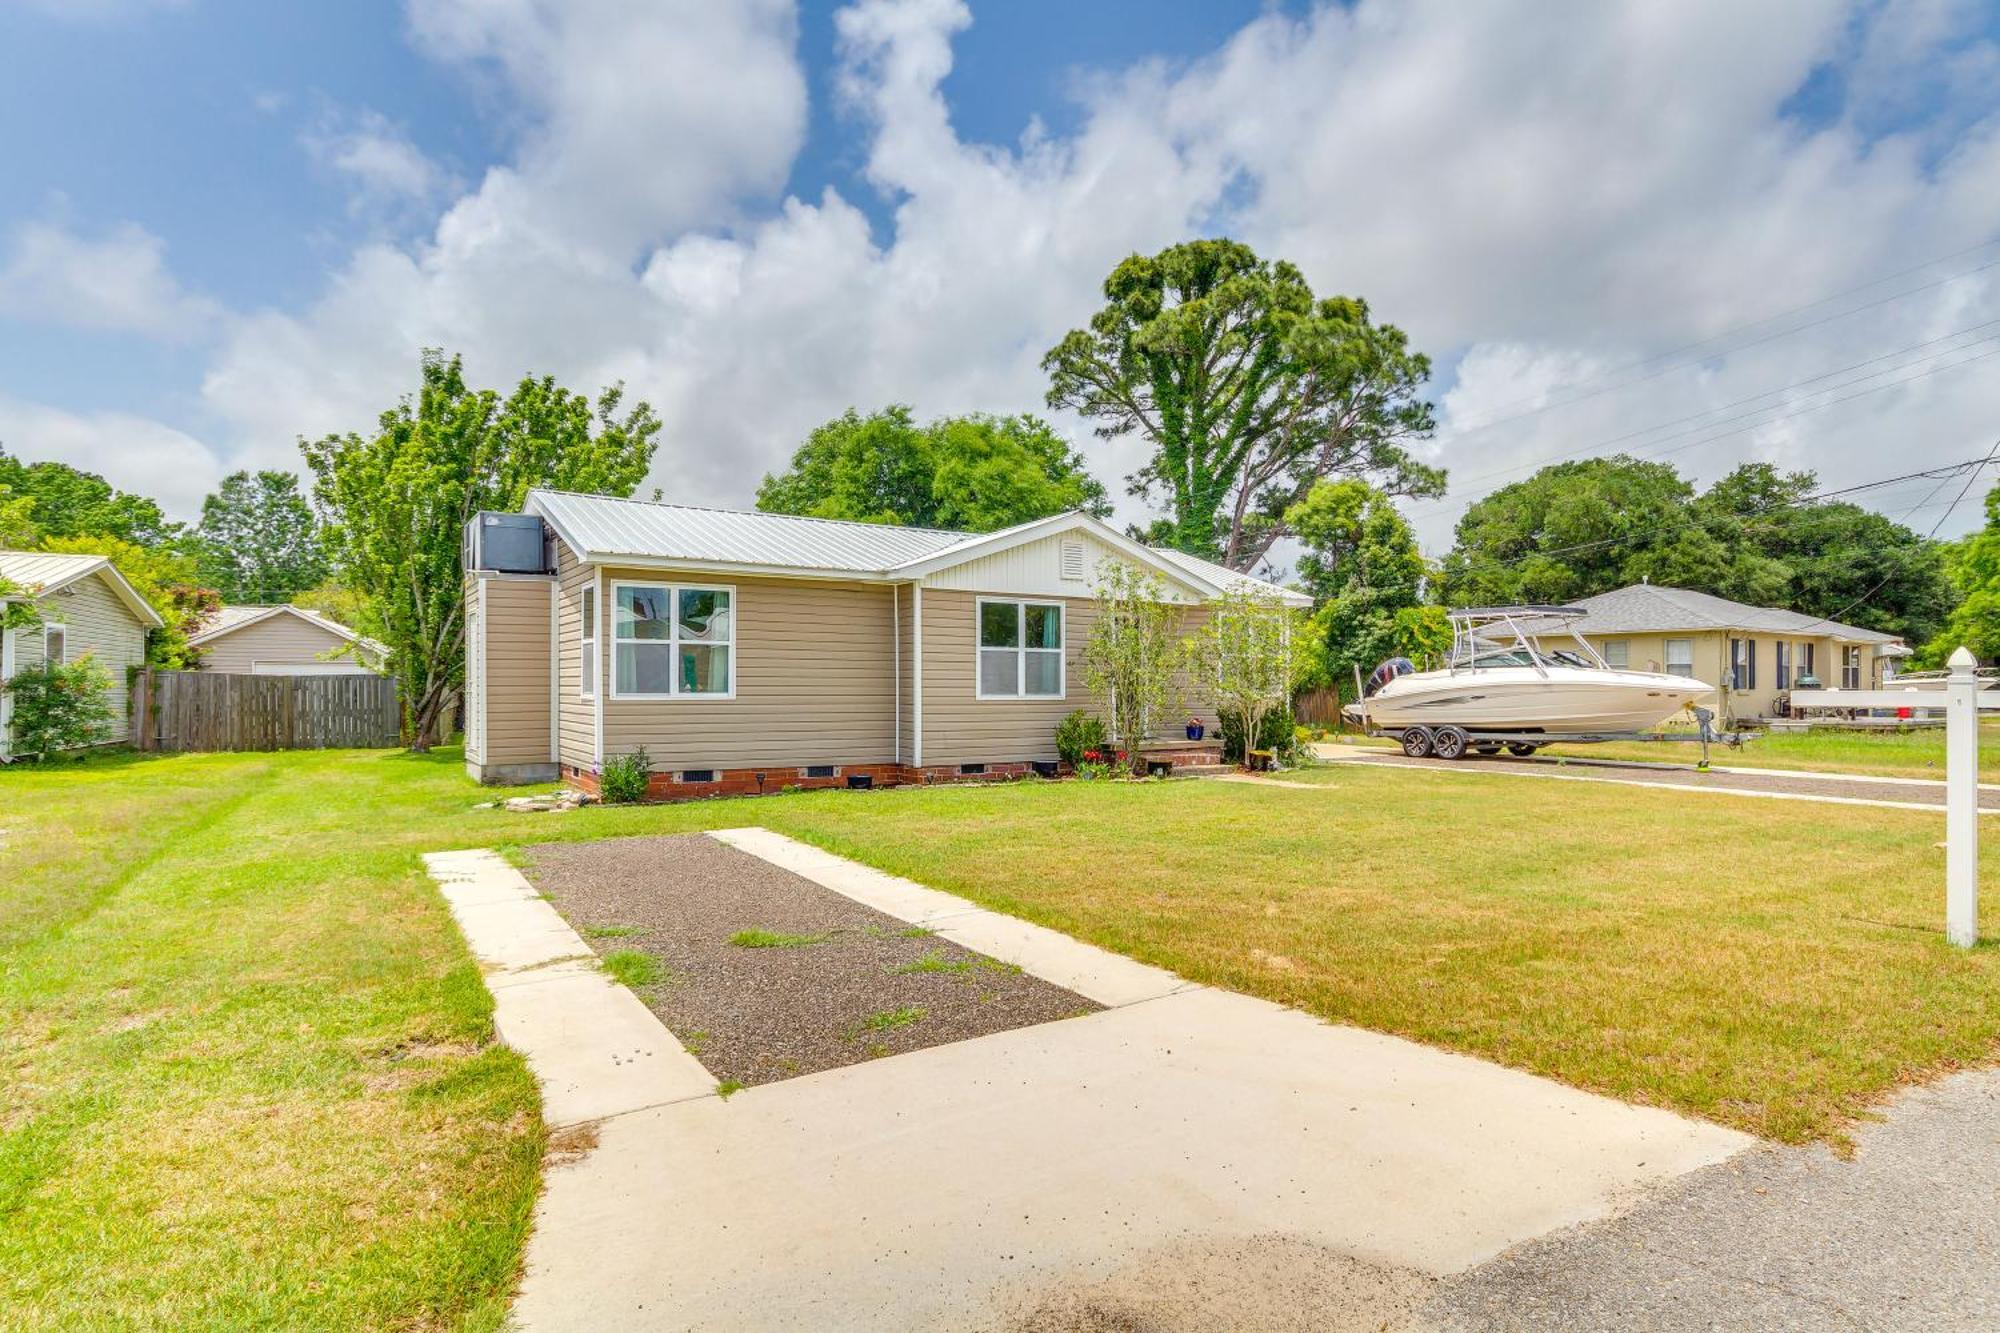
4,746,1999,1326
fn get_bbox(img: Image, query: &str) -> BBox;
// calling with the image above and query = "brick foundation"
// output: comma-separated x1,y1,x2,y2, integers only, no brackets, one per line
560,758,1067,804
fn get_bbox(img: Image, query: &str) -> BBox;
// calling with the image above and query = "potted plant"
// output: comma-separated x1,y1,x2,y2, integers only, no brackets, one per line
1185,715,1205,741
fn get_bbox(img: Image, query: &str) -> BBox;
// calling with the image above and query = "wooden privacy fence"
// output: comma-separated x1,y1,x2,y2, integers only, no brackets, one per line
1292,686,1350,727
137,670,401,752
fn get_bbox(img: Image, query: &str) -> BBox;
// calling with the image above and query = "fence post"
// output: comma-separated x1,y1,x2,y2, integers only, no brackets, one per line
1946,646,1980,948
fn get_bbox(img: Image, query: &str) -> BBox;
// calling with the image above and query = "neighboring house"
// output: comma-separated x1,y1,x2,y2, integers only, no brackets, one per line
1522,584,1907,724
461,491,1309,793
188,604,387,675
0,550,163,756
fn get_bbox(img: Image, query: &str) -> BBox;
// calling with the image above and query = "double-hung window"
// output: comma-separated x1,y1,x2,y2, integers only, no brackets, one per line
612,582,734,698
1664,638,1694,678
1601,640,1629,669
1730,637,1756,690
977,599,1063,698
1842,645,1862,690
579,587,597,700
1776,640,1791,690
43,622,65,665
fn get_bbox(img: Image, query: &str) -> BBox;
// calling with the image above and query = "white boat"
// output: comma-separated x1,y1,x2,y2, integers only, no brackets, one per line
1345,606,1714,741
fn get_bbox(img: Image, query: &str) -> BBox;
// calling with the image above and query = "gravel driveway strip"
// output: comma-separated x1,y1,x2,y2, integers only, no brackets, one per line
521,833,1099,1087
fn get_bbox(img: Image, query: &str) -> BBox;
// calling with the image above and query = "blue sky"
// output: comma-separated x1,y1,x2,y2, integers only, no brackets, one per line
0,0,1996,553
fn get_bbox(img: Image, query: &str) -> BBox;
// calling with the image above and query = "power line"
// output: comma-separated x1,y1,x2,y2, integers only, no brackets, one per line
1415,340,2000,525
1444,236,2000,435
1427,318,2000,501
1439,454,1995,581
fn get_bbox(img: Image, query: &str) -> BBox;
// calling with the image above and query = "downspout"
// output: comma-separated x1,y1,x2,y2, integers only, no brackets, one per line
592,565,605,773
913,583,924,772
547,579,559,768
892,585,901,766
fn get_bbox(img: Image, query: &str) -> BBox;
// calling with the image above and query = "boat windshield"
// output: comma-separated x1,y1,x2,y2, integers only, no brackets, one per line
1444,606,1607,675
1466,649,1538,668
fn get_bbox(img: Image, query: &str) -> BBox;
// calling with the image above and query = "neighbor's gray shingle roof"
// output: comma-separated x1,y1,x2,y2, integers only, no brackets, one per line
528,490,968,574
1523,584,1900,643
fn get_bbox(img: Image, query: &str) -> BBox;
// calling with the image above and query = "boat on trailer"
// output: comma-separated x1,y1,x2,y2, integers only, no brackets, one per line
1345,606,1718,759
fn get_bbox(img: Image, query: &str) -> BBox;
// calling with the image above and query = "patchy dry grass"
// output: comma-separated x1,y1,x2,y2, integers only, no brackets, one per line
6,740,2000,1328
600,949,663,988
727,928,831,949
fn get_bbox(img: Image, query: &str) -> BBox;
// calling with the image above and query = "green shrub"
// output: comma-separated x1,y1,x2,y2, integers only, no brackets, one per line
600,746,652,804
2,656,115,760
1054,709,1109,766
1220,704,1296,764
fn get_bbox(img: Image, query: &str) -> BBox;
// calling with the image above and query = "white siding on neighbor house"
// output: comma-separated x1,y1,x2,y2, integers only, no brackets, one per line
196,611,374,674
9,571,148,746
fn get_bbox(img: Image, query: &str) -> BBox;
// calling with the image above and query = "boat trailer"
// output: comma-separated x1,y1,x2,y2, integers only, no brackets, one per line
1369,708,1753,769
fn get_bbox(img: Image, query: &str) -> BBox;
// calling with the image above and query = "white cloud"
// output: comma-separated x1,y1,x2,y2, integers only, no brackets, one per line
303,109,455,216
0,219,219,340
174,0,2000,557
0,396,226,519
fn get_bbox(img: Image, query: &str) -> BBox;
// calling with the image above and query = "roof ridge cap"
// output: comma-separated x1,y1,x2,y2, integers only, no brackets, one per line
533,488,972,537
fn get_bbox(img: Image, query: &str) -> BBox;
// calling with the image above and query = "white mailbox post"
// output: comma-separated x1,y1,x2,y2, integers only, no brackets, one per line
1946,647,1980,948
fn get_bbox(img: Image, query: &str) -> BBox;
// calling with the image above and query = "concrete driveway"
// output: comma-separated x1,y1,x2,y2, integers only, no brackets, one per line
427,832,1749,1330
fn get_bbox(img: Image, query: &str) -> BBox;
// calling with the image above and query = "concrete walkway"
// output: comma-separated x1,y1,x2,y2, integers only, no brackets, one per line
428,834,1747,1331
1314,745,2000,814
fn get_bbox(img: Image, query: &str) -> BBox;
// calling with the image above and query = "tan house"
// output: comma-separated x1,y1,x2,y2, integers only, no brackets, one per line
0,550,163,756
460,491,1308,793
189,604,386,675
1534,584,1908,724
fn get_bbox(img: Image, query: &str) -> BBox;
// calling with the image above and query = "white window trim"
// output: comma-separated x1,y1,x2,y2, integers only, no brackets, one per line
609,579,737,701
974,597,1065,700
1663,637,1694,679
578,584,597,701
44,621,66,665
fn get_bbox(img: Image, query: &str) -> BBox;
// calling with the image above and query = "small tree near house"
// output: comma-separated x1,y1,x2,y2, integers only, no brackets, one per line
1186,587,1300,770
1081,561,1184,773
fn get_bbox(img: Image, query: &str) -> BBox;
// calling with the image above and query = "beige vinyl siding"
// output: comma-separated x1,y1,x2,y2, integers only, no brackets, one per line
595,566,896,770
464,578,485,762
554,541,598,771
896,583,916,766
1577,630,1892,723
21,572,147,744
916,591,1218,765
197,612,371,674
478,576,555,767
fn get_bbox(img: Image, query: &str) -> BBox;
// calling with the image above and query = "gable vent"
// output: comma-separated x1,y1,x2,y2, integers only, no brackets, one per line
1059,539,1086,581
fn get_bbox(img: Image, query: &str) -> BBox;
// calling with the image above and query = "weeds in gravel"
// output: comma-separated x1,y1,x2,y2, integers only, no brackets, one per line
860,1006,925,1032
715,1079,744,1100
897,926,936,939
601,950,663,988
892,952,973,976
729,928,831,949
584,925,640,939
680,1029,709,1056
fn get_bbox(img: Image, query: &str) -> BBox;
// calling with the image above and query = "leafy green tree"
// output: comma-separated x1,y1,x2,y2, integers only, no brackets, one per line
0,656,115,759
0,482,36,547
757,407,1108,531
1438,456,1736,606
1080,561,1185,764
1287,479,1433,694
195,470,328,604
1184,587,1301,770
39,533,218,669
304,350,660,750
1924,479,2000,664
1042,238,1441,570
0,445,176,544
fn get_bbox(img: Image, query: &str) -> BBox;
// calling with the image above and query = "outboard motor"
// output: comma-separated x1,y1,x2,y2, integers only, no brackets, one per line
1366,657,1417,696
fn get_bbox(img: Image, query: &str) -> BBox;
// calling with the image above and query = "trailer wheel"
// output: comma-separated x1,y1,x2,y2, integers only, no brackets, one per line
1432,726,1469,760
1507,743,1539,757
1400,727,1434,758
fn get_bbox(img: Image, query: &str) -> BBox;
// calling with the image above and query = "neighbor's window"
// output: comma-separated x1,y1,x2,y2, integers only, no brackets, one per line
1664,638,1693,678
613,582,733,698
977,599,1063,698
1601,640,1629,669
1776,640,1791,690
1842,645,1862,690
1801,642,1815,680
1730,637,1756,690
579,586,597,700
43,622,65,665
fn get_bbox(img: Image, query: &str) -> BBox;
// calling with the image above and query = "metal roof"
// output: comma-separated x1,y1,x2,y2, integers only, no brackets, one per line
1515,584,1901,644
528,490,967,574
0,550,164,627
525,490,1308,604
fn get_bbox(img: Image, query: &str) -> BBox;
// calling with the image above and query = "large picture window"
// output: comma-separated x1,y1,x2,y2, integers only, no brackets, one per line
612,582,734,699
977,599,1064,698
